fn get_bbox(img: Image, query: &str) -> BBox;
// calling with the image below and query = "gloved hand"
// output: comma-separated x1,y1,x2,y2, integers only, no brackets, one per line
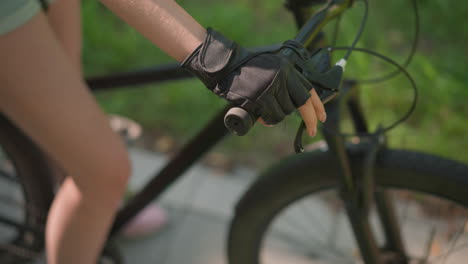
182,28,326,134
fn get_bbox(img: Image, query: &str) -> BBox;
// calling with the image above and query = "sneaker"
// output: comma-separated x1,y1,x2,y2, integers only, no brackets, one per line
119,203,168,239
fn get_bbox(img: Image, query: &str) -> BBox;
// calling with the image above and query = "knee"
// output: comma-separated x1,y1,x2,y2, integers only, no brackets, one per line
104,151,131,195
81,150,131,205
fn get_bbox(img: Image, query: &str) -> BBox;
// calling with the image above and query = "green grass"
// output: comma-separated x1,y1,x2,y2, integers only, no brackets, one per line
82,0,468,168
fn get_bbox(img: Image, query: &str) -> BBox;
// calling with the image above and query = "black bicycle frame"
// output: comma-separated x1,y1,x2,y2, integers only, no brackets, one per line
84,0,407,263
323,81,407,264
88,66,231,235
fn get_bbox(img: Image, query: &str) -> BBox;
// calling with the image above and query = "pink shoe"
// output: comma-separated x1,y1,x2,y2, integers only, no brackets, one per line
120,203,168,239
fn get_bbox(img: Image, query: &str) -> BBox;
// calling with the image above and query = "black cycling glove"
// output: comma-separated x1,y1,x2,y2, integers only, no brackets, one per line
181,28,312,125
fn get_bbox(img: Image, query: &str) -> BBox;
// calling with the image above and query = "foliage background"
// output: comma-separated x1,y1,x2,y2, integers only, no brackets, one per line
82,0,468,169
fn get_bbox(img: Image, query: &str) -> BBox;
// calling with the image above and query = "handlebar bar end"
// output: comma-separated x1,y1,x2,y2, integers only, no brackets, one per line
224,107,254,136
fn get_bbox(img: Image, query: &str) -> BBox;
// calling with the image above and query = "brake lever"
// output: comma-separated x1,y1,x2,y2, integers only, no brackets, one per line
294,48,345,153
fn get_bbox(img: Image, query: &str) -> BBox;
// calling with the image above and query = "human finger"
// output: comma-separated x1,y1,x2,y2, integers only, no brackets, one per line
258,117,273,127
298,97,318,137
310,88,326,123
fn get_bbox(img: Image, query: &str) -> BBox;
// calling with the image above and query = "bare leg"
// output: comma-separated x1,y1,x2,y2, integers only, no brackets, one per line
47,1,119,263
0,12,130,264
42,0,83,183
47,0,82,68
46,0,169,242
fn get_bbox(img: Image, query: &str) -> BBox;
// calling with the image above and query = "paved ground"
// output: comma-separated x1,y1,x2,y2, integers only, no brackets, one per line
1,147,468,263
116,148,256,264
116,149,468,264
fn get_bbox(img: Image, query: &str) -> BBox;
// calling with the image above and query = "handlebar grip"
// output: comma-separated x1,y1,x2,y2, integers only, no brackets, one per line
224,107,255,136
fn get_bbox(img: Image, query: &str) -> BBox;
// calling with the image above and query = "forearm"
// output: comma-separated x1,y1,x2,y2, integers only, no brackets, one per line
99,0,206,62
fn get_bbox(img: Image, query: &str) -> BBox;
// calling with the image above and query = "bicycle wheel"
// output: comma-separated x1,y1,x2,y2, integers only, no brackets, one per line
0,114,55,263
228,143,468,264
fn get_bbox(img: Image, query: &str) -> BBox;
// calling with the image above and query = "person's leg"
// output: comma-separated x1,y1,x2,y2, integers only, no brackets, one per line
46,0,82,68
46,0,169,240
0,12,130,264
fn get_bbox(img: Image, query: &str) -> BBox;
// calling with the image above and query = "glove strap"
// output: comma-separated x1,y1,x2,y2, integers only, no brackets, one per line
181,28,237,89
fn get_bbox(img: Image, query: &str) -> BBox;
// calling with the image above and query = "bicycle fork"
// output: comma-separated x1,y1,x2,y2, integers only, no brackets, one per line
321,80,408,264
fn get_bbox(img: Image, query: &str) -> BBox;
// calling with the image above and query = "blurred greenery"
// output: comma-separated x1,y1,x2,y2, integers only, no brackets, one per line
82,0,468,169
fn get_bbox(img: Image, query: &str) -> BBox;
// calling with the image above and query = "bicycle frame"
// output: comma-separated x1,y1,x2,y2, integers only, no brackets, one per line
85,0,407,263
323,81,407,263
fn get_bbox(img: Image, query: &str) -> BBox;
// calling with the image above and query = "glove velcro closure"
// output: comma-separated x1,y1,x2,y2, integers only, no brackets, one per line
181,28,237,89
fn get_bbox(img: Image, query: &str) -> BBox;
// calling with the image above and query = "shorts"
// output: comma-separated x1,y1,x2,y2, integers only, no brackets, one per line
0,0,56,36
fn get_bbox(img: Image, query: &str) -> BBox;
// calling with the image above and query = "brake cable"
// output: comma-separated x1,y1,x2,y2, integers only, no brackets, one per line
332,0,420,83
294,0,419,153
295,46,419,153
361,0,419,84
342,0,369,61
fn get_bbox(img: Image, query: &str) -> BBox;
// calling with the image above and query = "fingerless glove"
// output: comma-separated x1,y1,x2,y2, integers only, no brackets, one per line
182,28,312,125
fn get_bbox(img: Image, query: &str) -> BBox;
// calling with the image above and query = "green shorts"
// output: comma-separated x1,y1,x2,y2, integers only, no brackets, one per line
0,0,56,36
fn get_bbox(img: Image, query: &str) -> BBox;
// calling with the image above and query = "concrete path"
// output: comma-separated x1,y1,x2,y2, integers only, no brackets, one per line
116,148,468,264
116,148,256,264
1,147,468,263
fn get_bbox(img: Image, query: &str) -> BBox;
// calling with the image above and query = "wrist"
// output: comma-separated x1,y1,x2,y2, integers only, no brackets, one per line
179,27,206,62
181,28,244,90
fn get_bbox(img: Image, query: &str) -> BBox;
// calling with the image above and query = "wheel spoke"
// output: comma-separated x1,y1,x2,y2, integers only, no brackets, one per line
268,226,351,262
264,190,468,264
422,227,437,263
440,225,464,264
265,191,357,262
228,148,468,264
0,169,16,183
271,199,350,260
0,194,24,209
427,221,467,264
0,242,40,260
428,241,468,264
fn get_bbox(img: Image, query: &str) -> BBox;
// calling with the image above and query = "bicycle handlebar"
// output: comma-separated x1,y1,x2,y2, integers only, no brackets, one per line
224,0,352,136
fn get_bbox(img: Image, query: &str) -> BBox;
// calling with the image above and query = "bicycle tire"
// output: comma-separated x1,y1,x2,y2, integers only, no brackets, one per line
228,143,468,263
0,114,55,262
